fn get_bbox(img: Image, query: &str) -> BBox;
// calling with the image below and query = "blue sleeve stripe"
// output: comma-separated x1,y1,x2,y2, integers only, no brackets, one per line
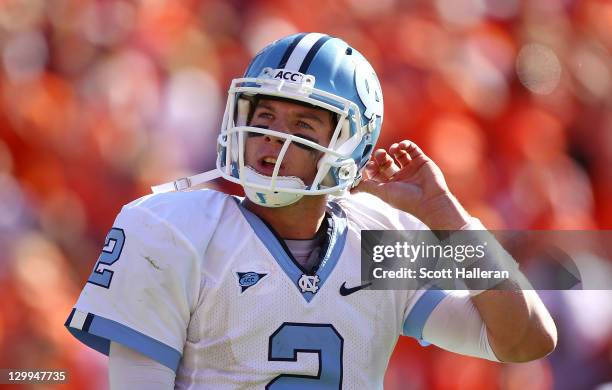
65,310,182,372
403,289,448,341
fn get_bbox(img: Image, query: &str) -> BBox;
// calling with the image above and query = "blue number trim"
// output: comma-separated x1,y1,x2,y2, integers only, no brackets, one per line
87,228,125,288
267,322,343,390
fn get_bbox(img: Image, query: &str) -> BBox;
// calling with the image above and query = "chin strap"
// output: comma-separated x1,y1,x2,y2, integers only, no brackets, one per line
150,169,221,194
149,166,306,208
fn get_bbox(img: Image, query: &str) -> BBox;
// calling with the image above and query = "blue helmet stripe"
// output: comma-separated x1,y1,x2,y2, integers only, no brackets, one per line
278,33,307,69
298,35,333,73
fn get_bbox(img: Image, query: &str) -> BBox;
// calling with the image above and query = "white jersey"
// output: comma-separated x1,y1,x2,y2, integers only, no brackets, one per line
66,189,449,389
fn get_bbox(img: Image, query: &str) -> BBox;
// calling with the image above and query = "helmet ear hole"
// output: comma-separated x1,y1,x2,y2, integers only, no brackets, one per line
360,144,373,167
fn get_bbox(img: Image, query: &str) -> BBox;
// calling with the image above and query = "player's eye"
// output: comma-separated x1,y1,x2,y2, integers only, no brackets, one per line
256,112,274,120
296,120,314,130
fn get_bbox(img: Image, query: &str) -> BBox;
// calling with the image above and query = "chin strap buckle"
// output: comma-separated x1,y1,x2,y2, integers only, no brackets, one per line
150,169,222,194
173,177,192,191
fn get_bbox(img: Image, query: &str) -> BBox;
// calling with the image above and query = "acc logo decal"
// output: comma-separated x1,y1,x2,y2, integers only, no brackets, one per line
261,67,306,83
273,69,304,82
237,272,267,293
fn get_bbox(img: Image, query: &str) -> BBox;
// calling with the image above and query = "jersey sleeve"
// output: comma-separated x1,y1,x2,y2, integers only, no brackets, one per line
65,204,201,372
403,290,499,361
401,288,448,344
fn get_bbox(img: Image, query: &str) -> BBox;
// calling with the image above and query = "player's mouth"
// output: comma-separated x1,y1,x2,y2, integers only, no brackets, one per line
254,156,284,176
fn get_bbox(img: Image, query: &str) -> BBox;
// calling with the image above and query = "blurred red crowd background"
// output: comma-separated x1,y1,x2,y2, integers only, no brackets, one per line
0,0,611,389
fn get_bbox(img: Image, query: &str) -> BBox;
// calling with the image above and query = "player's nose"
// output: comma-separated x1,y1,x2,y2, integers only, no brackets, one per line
264,133,284,144
263,117,290,144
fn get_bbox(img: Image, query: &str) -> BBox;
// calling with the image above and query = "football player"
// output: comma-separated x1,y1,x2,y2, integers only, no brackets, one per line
66,33,556,389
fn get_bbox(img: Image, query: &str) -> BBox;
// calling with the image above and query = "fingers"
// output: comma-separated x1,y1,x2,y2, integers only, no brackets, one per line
396,140,427,162
389,142,411,168
368,149,400,180
362,141,428,182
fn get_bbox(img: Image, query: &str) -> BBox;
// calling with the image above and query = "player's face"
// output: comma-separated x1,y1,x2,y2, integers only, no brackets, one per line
245,98,334,185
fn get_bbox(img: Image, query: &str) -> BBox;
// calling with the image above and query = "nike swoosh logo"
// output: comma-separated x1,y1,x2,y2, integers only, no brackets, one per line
339,281,372,296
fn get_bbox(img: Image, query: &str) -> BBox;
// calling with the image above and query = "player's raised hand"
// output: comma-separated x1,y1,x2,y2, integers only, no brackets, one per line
351,140,471,230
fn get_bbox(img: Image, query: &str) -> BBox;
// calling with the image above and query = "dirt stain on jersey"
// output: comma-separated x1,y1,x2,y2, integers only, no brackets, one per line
143,255,161,270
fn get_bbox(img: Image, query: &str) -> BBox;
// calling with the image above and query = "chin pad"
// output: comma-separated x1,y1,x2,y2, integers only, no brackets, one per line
242,166,306,207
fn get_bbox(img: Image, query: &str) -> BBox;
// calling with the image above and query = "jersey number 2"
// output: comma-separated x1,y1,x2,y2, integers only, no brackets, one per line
87,227,125,288
267,323,343,389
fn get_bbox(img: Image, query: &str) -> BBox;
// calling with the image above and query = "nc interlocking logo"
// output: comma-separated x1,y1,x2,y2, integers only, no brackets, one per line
298,274,320,293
